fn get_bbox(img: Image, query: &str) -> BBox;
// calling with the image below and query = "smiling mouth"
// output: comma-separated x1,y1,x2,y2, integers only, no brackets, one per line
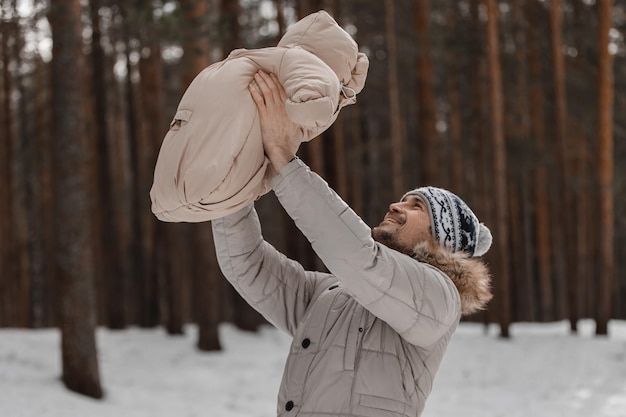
384,216,403,225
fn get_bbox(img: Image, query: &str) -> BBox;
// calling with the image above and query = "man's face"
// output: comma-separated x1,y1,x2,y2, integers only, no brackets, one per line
372,194,434,256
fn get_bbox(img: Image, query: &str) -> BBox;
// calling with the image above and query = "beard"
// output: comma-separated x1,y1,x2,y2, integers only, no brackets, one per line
371,227,414,256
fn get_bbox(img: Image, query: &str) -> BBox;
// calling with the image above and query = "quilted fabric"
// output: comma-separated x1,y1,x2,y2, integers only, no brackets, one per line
150,11,368,222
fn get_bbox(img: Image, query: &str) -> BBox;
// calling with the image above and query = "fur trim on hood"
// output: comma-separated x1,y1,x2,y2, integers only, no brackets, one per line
413,242,493,316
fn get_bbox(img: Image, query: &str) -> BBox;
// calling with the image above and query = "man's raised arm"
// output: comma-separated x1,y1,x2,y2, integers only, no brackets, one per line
212,204,335,336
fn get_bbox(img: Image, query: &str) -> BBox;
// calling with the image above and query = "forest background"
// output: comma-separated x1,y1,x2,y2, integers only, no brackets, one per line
0,0,624,398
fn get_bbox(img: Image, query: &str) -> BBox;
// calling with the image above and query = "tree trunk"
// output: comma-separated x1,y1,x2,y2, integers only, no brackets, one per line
134,0,174,333
573,122,592,318
550,0,578,331
507,178,524,320
346,106,364,215
414,0,438,184
119,3,156,327
162,224,187,335
501,2,527,321
571,0,593,320
468,0,487,219
331,113,348,199
445,2,464,193
0,15,13,326
527,0,553,322
90,0,126,329
35,57,57,327
109,53,135,326
15,16,46,328
102,7,135,326
485,0,511,338
3,13,29,327
180,0,211,88
49,0,103,398
466,0,492,329
193,223,222,350
385,0,405,198
220,0,242,55
297,0,322,18
274,0,286,37
595,0,614,335
510,0,535,321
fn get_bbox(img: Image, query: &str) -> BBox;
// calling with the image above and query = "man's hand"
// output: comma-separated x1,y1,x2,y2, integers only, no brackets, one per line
248,71,300,174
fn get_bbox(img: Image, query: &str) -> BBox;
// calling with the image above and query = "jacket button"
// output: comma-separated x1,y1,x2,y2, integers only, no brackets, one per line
285,401,294,411
301,338,311,348
358,327,363,333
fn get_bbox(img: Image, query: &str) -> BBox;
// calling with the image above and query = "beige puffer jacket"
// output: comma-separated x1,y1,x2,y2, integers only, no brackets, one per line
212,158,492,417
150,11,368,222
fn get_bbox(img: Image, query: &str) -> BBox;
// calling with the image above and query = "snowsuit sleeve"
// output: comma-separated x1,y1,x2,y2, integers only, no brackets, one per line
271,158,462,347
212,204,335,336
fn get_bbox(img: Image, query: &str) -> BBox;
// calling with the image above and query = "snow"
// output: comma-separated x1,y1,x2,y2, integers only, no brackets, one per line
1,319,625,417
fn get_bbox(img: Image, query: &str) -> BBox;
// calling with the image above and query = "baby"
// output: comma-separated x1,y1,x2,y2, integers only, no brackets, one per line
150,11,368,222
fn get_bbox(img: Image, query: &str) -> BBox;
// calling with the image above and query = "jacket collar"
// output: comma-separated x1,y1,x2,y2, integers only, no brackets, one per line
412,242,493,316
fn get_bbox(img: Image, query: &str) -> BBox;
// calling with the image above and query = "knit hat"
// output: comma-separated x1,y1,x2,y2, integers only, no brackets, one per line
402,186,492,257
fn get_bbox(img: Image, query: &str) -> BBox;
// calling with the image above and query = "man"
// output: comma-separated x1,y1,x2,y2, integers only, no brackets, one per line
211,71,493,417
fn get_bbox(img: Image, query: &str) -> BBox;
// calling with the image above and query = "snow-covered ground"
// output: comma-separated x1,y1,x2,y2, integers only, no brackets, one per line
1,319,625,417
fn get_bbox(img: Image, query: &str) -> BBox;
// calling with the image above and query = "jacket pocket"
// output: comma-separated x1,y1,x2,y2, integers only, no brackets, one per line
359,394,406,415
169,109,192,131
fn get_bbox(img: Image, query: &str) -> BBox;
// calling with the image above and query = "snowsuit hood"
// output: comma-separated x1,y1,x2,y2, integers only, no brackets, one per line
278,10,368,99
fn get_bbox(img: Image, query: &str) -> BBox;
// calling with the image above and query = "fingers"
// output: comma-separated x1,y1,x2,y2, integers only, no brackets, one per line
253,72,276,107
251,71,287,107
270,73,288,103
248,82,266,111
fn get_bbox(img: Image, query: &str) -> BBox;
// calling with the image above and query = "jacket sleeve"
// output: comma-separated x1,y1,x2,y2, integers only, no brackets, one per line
212,203,335,336
271,159,461,347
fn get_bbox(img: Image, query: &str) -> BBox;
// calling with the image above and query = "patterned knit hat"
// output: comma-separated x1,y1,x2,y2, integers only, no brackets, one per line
402,186,492,257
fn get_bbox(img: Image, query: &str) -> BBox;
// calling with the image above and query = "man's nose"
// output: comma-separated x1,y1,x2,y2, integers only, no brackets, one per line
389,202,402,212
